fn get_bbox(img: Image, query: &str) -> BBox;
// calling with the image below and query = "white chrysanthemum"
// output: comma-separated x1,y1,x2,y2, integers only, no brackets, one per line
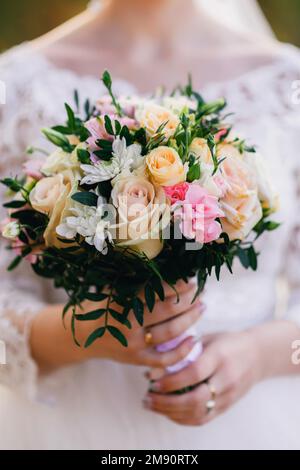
80,137,142,185
56,196,113,254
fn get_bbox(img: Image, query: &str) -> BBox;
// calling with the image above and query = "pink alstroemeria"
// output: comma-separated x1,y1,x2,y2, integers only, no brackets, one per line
215,128,229,142
12,240,38,264
174,184,224,244
85,115,137,163
23,159,43,180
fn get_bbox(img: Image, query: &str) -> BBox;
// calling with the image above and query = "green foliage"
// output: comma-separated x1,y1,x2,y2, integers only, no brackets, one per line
102,70,123,117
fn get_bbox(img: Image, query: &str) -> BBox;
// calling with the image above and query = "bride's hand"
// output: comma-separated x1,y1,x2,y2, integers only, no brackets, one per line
143,330,261,426
82,280,204,368
31,280,204,372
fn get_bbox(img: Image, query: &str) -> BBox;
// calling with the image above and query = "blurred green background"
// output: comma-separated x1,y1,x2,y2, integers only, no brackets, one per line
0,0,299,52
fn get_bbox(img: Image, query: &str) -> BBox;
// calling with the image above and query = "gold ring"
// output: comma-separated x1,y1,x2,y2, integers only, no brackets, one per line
205,380,217,414
144,330,153,345
206,381,217,401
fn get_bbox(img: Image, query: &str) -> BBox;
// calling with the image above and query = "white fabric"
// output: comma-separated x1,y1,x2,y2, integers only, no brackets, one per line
0,42,300,449
197,0,275,39
89,0,275,38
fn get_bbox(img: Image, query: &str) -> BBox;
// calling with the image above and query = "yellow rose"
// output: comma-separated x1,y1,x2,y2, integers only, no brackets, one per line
146,147,187,187
111,175,170,259
137,104,180,140
219,150,262,240
189,138,212,164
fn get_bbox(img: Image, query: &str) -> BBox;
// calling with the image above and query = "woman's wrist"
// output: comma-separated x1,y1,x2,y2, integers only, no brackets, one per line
247,320,300,381
30,304,92,373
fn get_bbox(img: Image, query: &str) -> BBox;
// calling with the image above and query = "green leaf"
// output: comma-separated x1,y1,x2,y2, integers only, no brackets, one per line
77,148,90,164
104,115,115,136
74,90,80,112
42,128,73,152
18,231,29,244
84,327,106,348
101,71,122,117
107,325,128,347
3,200,27,209
0,178,24,193
97,181,112,199
7,256,22,271
144,284,155,312
237,247,250,269
71,311,81,347
102,70,112,89
264,221,281,231
75,308,106,321
151,277,165,301
71,192,98,207
108,309,131,329
65,103,76,131
248,246,258,271
192,270,207,303
187,163,201,182
132,297,144,326
85,292,108,302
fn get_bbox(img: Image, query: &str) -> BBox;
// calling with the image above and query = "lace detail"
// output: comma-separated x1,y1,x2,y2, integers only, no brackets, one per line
0,42,300,400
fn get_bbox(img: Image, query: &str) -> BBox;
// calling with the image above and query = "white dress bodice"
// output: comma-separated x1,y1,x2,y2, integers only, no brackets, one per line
0,42,300,450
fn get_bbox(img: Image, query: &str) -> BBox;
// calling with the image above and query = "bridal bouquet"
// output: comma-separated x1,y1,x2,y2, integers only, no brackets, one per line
1,71,279,348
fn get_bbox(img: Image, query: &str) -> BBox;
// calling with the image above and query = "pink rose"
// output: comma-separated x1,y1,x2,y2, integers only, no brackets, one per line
175,184,224,244
163,182,189,205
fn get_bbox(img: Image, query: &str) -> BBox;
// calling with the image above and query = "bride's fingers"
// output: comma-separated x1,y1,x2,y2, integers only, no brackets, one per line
162,280,196,298
144,289,202,327
149,349,218,393
145,385,230,426
147,304,205,346
144,383,210,415
143,335,196,368
178,390,233,426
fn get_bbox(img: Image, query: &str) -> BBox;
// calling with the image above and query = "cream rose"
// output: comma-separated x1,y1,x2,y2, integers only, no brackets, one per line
163,96,197,115
146,147,187,187
111,176,170,259
29,171,77,248
189,138,212,164
245,152,279,213
136,104,180,140
30,174,66,215
42,146,82,178
219,149,262,240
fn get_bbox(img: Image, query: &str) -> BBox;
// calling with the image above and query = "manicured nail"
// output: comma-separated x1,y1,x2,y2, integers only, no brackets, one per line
150,381,160,392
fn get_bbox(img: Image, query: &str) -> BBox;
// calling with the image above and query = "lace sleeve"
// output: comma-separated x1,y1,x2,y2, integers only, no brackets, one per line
0,45,136,398
284,165,300,327
0,56,48,399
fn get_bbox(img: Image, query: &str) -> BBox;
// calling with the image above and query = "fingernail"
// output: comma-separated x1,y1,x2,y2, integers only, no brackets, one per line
149,381,160,392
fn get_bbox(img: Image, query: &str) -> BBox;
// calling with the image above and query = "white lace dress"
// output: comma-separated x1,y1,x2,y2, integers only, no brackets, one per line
0,42,300,450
